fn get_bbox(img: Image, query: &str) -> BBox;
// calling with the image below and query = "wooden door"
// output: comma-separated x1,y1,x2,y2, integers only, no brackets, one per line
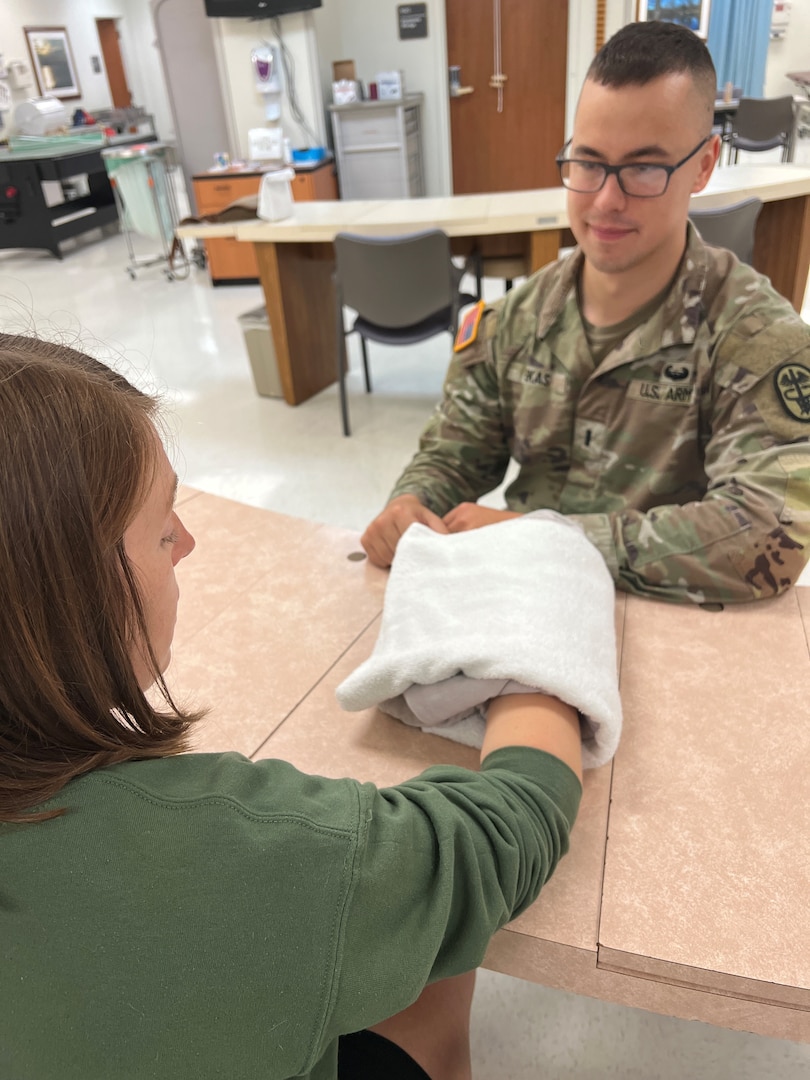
446,0,568,193
96,18,132,109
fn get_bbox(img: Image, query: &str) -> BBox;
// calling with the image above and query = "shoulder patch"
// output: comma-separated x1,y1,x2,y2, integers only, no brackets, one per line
454,301,485,353
773,362,810,423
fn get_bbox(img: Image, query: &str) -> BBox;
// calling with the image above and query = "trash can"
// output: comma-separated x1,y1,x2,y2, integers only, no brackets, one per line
238,306,283,398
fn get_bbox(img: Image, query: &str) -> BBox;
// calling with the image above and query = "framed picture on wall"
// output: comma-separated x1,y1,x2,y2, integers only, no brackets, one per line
636,1,711,40
24,27,81,99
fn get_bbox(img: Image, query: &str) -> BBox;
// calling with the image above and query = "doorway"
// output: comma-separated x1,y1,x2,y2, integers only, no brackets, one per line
445,0,569,193
96,18,132,109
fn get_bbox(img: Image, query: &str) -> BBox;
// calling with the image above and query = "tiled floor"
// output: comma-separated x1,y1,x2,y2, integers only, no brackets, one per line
2,155,809,1076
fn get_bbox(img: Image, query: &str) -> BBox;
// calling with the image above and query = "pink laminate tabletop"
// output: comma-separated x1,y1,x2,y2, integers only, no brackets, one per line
169,491,386,757
264,610,621,963
601,591,810,1017
167,493,810,1041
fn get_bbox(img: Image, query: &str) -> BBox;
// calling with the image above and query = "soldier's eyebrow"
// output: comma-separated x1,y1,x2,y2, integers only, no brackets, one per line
572,142,670,161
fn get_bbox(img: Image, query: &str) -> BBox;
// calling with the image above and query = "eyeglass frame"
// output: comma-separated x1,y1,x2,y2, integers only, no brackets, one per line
555,136,713,198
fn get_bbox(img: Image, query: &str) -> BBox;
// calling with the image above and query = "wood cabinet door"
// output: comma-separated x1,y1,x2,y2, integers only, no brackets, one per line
446,0,568,193
193,175,261,215
192,175,262,282
205,238,259,282
191,166,336,282
291,164,339,202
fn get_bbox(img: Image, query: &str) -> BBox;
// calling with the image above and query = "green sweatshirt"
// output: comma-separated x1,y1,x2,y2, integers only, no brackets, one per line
1,747,581,1080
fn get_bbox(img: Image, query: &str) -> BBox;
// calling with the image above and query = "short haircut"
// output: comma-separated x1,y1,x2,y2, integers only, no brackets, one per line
587,21,717,125
0,335,202,823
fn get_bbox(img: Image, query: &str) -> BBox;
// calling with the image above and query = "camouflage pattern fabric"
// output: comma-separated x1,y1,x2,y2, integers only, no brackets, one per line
390,225,810,604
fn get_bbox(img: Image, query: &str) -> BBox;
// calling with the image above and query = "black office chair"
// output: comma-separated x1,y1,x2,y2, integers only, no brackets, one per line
334,229,478,436
729,96,795,163
689,197,762,265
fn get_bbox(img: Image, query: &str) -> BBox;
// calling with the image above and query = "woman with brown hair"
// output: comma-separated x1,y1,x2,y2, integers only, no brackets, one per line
0,334,588,1080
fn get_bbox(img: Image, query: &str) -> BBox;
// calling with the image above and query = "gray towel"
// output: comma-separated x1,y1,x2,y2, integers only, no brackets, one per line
337,514,622,769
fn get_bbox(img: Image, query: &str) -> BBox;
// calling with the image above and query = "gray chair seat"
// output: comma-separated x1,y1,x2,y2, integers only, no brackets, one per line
731,134,788,153
352,308,459,346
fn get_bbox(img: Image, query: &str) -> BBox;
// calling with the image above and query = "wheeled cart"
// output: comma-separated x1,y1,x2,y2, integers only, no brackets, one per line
101,142,188,280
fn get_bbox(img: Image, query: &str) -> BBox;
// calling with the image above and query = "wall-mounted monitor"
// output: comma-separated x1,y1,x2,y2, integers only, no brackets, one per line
204,0,322,17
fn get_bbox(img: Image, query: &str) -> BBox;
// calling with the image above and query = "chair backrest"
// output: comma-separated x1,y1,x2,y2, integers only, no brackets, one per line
733,96,794,141
688,197,762,265
334,230,455,329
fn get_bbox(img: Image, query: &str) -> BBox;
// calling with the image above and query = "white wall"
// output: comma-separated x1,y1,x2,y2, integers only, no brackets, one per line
0,0,174,139
566,0,635,136
212,11,327,163
122,0,174,140
311,0,451,196
764,0,810,99
310,0,342,148
0,0,123,118
0,0,635,187
307,0,634,196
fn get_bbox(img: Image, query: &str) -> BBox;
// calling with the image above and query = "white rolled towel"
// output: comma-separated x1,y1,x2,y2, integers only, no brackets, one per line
336,514,622,769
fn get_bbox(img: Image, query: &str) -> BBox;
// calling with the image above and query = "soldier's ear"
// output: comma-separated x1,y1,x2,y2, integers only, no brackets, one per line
690,135,720,194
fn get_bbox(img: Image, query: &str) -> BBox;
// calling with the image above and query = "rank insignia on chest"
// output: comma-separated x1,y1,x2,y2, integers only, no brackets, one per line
454,301,486,352
774,362,810,422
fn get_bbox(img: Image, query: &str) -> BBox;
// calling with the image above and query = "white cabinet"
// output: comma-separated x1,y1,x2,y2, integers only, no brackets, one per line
329,94,425,200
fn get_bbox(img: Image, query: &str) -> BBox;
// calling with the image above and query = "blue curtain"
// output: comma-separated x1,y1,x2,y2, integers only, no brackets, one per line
707,0,772,97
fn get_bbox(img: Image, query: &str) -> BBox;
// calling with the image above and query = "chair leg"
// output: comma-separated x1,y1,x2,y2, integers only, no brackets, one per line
335,286,351,436
505,279,513,292
360,336,371,393
337,332,351,436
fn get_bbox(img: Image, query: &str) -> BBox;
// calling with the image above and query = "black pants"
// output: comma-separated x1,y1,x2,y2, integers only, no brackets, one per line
338,1029,431,1079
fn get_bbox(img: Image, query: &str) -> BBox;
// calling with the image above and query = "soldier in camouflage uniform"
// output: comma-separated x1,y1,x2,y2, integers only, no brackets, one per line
361,22,810,604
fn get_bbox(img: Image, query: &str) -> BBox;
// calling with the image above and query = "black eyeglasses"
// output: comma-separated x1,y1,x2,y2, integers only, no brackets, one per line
556,136,711,198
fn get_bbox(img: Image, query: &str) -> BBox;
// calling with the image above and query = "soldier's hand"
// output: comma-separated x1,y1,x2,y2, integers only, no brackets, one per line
443,504,521,533
361,495,449,568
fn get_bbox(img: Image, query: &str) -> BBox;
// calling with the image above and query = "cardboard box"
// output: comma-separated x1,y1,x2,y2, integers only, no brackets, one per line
332,60,356,82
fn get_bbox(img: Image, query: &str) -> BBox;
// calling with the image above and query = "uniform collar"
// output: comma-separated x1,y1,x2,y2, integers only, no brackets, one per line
535,222,712,353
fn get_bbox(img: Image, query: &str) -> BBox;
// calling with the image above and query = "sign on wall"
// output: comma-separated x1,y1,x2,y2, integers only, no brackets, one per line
398,3,428,40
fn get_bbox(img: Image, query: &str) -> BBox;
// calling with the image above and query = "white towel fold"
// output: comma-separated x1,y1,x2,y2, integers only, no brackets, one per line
336,514,623,769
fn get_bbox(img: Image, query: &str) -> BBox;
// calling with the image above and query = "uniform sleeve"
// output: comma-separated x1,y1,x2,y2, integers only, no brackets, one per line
389,308,513,514
573,317,810,604
324,747,581,1035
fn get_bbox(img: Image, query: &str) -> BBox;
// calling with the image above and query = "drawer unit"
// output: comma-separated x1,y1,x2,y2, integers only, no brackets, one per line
337,110,402,150
192,171,263,283
329,94,425,200
194,174,261,216
192,160,337,284
338,149,409,199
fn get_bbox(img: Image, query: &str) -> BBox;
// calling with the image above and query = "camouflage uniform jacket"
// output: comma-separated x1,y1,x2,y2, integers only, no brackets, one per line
390,226,810,603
